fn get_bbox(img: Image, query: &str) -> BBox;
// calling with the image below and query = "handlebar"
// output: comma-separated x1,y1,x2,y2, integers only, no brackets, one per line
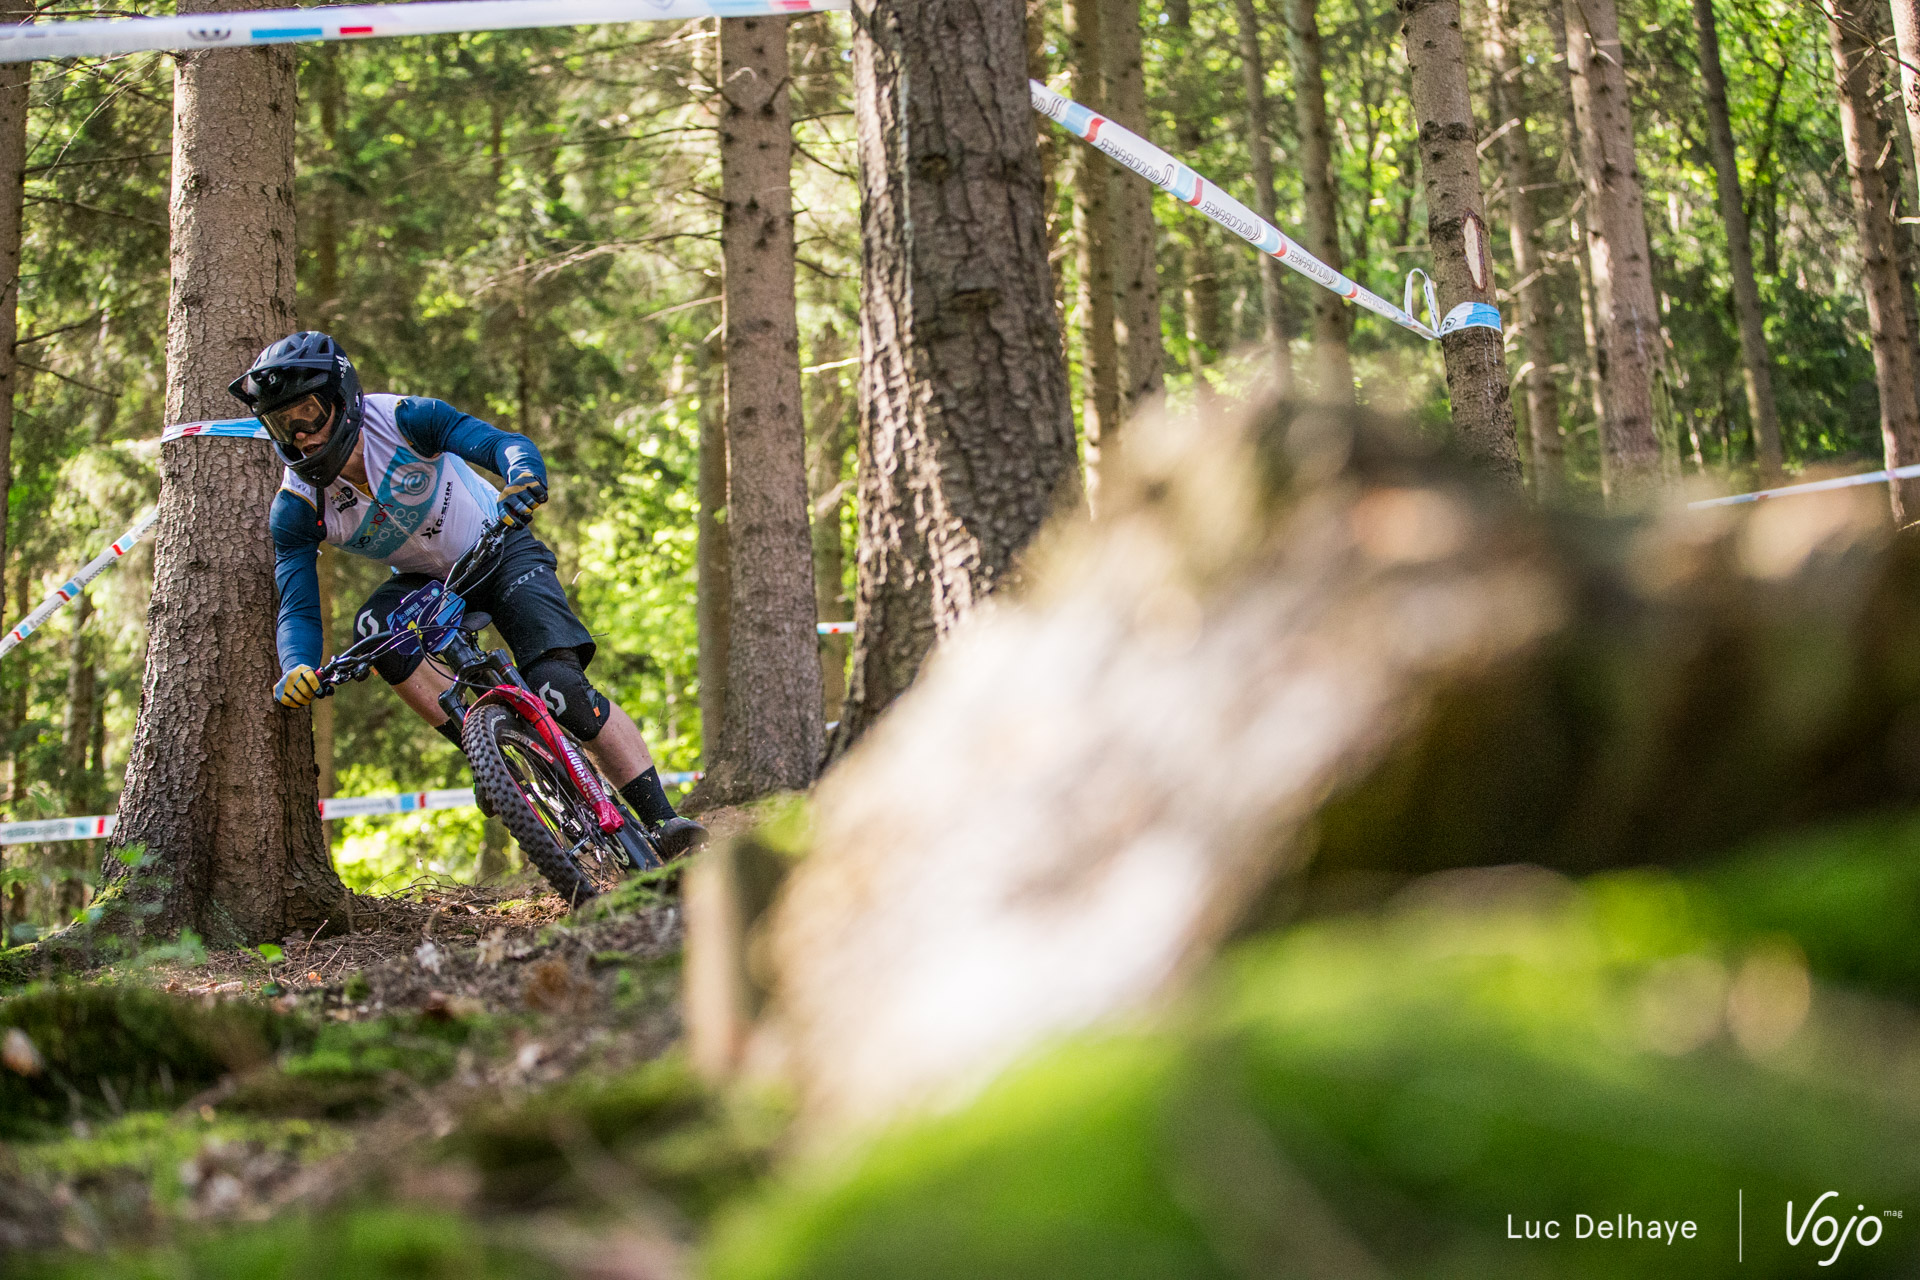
310,515,519,696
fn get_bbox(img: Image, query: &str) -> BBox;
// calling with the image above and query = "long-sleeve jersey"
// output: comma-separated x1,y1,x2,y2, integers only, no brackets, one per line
270,394,547,674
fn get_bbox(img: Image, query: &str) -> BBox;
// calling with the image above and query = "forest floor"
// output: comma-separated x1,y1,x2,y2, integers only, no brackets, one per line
0,805,766,1279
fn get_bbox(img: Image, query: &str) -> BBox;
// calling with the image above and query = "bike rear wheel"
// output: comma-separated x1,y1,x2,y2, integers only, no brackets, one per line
463,703,629,906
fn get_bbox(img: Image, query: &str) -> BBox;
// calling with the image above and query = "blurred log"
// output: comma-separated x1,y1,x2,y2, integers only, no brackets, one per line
759,391,1920,1135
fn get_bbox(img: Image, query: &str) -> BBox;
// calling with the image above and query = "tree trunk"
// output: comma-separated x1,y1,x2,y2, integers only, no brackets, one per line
312,545,334,801
1106,0,1166,415
61,595,95,809
806,332,852,726
1285,0,1354,397
1065,0,1121,510
696,355,732,769
1562,0,1662,497
1829,0,1920,522
1168,0,1219,390
1233,0,1296,391
1400,0,1522,484
57,594,97,915
694,13,824,804
836,0,1079,747
106,0,343,945
1484,0,1563,501
1692,0,1783,481
0,8,25,642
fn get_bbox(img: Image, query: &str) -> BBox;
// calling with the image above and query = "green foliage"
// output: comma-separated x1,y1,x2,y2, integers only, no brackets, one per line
10,1207,564,1280
0,985,298,1137
707,844,1920,1280
444,1055,777,1221
225,1010,487,1121
11,1111,345,1211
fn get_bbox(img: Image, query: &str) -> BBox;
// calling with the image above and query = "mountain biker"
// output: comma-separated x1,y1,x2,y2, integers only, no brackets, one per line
234,331,707,862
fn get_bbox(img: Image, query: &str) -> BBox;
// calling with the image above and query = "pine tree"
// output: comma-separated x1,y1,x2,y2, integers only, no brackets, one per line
1692,0,1783,480
837,0,1078,746
698,13,824,802
1400,0,1522,483
1483,0,1563,499
1562,0,1662,495
1828,0,1920,521
108,0,344,943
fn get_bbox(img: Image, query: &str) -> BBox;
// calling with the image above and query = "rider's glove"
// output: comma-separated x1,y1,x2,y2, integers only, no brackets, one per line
274,664,321,708
498,474,548,528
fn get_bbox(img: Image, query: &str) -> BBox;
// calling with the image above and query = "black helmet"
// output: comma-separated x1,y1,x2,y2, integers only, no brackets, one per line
228,331,364,488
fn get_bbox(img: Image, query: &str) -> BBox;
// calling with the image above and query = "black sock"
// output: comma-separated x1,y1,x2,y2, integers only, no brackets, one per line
434,717,463,747
620,767,677,826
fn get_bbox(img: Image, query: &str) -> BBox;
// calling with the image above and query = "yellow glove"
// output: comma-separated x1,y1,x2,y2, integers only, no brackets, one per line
499,474,548,528
275,665,321,708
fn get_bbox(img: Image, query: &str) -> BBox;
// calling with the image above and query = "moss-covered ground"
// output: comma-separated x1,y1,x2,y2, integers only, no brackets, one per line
6,807,1920,1277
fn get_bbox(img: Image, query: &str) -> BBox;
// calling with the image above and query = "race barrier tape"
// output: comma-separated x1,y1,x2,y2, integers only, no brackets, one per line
0,508,159,660
0,0,849,62
1030,80,1443,342
1688,463,1920,508
0,773,704,845
161,417,268,442
817,620,854,635
0,1,1471,342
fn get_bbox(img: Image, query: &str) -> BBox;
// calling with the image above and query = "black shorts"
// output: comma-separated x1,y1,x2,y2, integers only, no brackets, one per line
350,528,596,686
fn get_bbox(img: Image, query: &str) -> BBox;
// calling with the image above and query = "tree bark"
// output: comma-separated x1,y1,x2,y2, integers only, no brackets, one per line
108,0,344,945
313,545,334,802
1285,0,1354,397
1233,0,1296,391
1562,0,1662,496
806,332,853,726
697,354,732,770
0,7,25,641
58,595,97,915
1692,0,1783,481
1400,0,1522,484
1484,0,1563,501
1829,0,1920,522
836,0,1079,747
1105,0,1166,415
699,13,824,804
1065,0,1121,510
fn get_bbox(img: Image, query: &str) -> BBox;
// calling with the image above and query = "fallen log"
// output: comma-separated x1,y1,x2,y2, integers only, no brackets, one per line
757,393,1920,1134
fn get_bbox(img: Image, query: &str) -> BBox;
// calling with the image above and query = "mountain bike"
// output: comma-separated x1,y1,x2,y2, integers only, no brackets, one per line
312,517,662,905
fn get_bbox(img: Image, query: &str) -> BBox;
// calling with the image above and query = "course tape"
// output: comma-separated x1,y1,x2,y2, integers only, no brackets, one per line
0,0,849,62
0,508,159,660
162,417,268,442
0,774,705,845
1030,80,1441,342
817,620,854,635
1688,463,1920,508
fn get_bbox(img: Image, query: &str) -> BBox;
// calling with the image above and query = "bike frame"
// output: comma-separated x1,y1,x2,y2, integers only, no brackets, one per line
467,681,624,836
317,519,626,839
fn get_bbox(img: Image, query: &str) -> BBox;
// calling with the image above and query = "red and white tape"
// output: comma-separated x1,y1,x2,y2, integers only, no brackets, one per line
0,508,158,660
0,0,848,63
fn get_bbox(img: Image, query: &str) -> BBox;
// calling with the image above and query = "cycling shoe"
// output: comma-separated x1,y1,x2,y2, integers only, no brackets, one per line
649,815,709,862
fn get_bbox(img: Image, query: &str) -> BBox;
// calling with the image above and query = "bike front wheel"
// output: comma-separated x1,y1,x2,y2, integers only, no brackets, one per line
463,703,628,906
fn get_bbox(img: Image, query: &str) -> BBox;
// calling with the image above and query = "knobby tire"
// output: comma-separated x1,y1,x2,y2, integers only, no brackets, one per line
463,703,627,907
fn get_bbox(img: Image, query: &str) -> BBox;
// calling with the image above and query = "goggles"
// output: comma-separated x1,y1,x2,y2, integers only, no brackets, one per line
260,393,335,447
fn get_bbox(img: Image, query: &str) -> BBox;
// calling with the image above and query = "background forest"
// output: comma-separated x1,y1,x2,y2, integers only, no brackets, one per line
0,0,1888,932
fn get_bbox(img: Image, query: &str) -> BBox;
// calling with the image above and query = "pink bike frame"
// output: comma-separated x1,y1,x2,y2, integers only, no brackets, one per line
471,683,624,835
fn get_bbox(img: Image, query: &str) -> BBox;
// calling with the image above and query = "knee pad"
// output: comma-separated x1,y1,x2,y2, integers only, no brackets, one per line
524,649,610,741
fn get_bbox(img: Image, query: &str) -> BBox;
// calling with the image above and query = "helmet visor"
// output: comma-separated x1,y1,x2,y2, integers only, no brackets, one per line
260,393,334,447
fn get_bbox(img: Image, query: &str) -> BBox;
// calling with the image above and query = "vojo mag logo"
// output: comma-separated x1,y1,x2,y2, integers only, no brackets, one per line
1786,1192,1897,1267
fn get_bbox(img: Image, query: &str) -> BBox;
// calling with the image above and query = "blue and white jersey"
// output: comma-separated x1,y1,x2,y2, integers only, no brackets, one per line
279,394,507,578
270,394,548,673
